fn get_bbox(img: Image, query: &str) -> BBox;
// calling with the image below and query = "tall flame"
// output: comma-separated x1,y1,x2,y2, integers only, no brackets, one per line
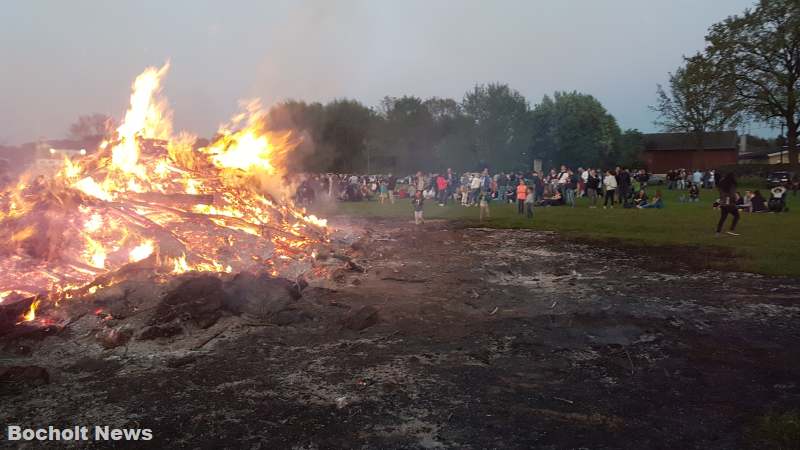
0,62,328,323
112,62,171,174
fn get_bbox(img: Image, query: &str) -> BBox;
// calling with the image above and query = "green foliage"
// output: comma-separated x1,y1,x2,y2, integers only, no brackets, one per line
653,53,741,134
266,99,378,173
706,0,800,168
377,96,438,173
530,91,629,169
462,83,532,171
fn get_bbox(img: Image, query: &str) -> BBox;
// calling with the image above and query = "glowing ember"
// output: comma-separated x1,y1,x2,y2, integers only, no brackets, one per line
129,240,155,262
0,63,328,324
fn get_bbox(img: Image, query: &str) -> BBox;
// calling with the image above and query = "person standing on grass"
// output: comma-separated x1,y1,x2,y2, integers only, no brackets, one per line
565,169,578,207
579,167,588,197
716,173,740,236
516,179,528,214
387,173,397,204
379,178,389,204
603,170,617,209
530,170,542,203
586,169,600,208
436,173,448,206
469,173,482,206
412,190,425,225
446,168,456,204
617,166,631,205
524,184,535,218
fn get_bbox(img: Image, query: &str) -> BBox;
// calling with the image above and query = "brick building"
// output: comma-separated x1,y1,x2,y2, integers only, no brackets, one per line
642,131,738,173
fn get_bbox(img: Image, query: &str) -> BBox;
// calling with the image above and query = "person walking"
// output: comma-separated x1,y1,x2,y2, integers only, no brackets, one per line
479,189,491,222
716,173,740,236
516,179,528,214
603,170,617,209
412,190,425,225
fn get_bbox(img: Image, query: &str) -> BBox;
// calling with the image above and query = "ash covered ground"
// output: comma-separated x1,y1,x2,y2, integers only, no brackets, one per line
1,218,799,449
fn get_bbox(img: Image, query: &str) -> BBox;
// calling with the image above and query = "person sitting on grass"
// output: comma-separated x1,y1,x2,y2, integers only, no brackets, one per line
740,190,753,212
637,190,663,209
538,187,564,207
633,189,648,207
751,190,767,212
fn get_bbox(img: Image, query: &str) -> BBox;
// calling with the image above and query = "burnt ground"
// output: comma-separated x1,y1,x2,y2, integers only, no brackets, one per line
2,218,800,449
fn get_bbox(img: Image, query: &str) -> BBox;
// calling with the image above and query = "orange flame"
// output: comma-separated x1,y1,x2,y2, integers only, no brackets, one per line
22,299,41,322
0,62,329,325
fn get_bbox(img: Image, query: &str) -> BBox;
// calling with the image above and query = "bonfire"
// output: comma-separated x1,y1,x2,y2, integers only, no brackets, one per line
0,63,328,329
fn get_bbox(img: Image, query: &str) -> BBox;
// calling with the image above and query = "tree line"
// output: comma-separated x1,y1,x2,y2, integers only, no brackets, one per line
262,87,643,174
654,0,800,168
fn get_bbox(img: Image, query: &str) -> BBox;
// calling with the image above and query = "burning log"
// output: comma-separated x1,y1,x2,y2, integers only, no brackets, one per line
0,295,37,337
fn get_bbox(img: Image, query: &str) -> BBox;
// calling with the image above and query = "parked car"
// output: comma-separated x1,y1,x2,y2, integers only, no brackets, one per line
648,174,666,185
766,171,794,187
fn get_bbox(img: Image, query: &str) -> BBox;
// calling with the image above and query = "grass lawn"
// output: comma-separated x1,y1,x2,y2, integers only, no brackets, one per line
325,187,800,277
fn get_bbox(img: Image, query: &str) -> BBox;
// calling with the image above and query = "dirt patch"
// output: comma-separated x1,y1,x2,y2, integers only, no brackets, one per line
568,236,744,273
1,218,798,449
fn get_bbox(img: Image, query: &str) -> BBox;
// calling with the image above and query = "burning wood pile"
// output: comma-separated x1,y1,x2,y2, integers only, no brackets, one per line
0,63,329,337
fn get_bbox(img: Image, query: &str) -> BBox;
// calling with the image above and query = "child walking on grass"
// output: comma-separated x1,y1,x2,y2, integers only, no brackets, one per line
412,190,425,225
479,190,490,222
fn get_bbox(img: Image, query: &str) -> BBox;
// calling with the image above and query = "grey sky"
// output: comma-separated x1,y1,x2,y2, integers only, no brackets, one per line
0,0,759,145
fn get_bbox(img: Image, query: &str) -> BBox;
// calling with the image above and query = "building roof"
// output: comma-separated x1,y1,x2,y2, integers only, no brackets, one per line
643,131,738,152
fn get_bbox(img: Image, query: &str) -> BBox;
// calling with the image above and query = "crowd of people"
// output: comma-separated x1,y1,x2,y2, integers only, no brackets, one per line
294,166,666,223
293,164,792,232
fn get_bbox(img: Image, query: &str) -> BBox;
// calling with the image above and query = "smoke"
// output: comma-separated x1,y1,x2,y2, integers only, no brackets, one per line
250,1,373,107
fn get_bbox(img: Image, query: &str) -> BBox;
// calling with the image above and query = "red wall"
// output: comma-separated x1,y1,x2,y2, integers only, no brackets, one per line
642,149,737,173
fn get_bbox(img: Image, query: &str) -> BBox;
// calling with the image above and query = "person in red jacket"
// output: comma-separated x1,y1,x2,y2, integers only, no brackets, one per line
436,174,448,206
516,179,528,214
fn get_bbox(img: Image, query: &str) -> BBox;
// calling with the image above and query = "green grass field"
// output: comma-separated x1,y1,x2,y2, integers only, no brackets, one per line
326,187,800,277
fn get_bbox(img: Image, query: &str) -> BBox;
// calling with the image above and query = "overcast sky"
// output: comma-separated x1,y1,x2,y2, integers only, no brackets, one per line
0,0,760,145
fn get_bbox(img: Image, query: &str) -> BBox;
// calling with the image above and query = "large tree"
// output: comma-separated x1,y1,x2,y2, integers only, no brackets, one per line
68,113,116,141
462,83,531,171
706,0,800,168
652,53,742,168
320,99,378,173
378,96,438,172
530,91,622,169
423,97,475,171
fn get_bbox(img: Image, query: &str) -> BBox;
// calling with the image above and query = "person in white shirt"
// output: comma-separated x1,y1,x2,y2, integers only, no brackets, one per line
603,170,618,209
469,174,482,205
